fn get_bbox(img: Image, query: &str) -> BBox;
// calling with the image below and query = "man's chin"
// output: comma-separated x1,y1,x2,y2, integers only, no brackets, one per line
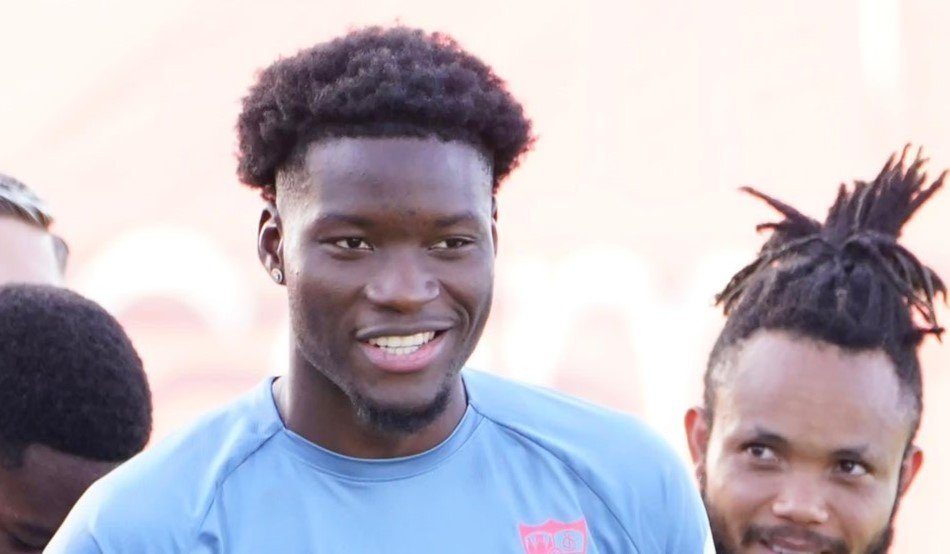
704,503,893,554
351,383,454,435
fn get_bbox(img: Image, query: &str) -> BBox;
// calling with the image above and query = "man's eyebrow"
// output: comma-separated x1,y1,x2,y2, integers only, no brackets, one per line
830,445,871,459
433,212,482,229
312,213,374,228
749,426,790,448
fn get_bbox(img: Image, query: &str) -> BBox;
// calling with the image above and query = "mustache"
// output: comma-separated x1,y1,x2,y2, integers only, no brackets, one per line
743,524,849,554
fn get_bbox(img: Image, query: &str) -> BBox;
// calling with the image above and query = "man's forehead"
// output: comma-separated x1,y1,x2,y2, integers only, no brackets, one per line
728,331,904,404
18,444,115,489
297,137,491,190
0,445,115,540
276,137,494,219
714,331,914,446
0,216,62,285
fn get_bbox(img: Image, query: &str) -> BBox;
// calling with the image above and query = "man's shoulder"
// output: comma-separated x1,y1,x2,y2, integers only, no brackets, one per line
465,369,678,473
47,379,283,552
464,369,709,551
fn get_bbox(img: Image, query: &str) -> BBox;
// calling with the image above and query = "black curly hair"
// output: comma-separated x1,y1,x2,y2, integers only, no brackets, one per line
705,145,947,436
0,284,152,468
236,26,534,194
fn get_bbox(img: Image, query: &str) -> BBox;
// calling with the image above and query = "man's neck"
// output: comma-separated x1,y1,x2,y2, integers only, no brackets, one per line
272,363,467,459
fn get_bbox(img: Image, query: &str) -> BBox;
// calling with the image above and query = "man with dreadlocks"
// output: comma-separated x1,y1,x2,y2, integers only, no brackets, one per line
684,145,946,554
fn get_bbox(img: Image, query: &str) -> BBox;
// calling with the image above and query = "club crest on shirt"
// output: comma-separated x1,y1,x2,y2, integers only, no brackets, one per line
518,518,588,554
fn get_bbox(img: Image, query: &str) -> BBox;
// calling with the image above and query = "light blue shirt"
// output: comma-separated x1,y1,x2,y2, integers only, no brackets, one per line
48,370,712,553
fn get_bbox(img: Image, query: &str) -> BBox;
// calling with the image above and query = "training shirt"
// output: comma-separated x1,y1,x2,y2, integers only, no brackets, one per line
48,370,713,553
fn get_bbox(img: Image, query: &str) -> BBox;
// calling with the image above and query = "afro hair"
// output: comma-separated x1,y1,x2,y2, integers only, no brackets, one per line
0,284,151,467
236,26,534,193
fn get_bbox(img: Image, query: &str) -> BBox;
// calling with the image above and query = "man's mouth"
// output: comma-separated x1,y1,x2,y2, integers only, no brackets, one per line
358,330,448,373
742,524,846,554
366,331,437,356
759,536,832,554
762,544,817,554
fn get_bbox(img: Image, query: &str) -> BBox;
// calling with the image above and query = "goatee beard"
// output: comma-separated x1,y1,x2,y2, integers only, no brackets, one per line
351,380,454,435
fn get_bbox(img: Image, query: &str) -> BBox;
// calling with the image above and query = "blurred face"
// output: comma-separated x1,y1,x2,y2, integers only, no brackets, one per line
267,137,495,432
0,444,114,553
0,217,62,286
685,330,922,554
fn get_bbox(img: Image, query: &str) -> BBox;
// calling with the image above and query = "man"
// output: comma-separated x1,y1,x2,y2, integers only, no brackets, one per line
685,146,946,553
0,173,68,285
0,284,152,552
50,26,711,553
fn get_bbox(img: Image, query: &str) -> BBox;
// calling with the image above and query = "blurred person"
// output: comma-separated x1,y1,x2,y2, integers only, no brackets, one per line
0,174,68,285
50,26,711,553
684,146,946,554
0,284,152,553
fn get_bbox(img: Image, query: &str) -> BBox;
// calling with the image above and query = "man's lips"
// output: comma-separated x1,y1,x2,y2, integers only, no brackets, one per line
746,525,844,554
759,536,829,554
356,328,449,373
354,320,454,341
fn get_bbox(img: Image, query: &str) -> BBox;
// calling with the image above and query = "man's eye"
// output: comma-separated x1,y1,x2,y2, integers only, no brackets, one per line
432,238,473,250
333,238,372,250
745,444,778,461
836,460,869,476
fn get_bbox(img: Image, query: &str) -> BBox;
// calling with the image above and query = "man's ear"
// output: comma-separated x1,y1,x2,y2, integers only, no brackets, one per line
685,407,710,485
491,195,498,256
898,444,924,497
258,201,284,285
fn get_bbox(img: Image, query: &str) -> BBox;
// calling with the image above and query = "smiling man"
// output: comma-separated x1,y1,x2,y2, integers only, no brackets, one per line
685,147,946,554
49,27,710,553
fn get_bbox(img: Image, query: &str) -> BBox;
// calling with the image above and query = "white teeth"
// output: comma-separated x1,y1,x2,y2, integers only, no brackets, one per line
367,331,436,354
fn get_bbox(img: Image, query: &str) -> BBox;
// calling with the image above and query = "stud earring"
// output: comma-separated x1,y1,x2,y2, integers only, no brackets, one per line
270,267,284,284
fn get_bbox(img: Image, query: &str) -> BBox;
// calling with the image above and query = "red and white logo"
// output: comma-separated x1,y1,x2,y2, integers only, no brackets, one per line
518,518,589,554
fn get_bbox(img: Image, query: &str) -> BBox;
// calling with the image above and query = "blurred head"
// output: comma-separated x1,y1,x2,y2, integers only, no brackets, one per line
0,174,68,285
0,285,152,552
685,146,945,554
236,26,532,434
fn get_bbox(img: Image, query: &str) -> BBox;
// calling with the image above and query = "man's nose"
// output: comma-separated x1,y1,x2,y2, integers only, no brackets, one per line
771,473,830,526
364,250,439,312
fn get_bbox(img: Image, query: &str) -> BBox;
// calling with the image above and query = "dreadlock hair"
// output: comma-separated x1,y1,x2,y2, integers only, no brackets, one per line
236,26,534,198
705,145,947,436
0,284,152,468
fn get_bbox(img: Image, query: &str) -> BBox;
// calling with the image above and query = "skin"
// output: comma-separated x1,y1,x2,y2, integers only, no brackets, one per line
685,330,923,554
0,215,81,551
0,445,115,553
0,217,62,286
259,137,497,459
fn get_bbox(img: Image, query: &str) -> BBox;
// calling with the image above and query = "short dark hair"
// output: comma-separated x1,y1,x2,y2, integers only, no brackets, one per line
0,284,152,467
0,173,69,270
236,26,534,194
705,146,946,435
